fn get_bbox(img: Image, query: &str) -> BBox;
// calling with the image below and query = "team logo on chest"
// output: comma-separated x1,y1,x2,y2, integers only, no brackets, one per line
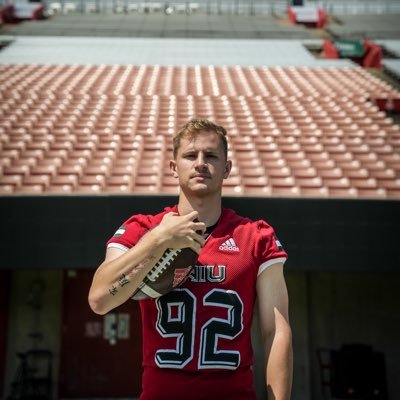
189,265,226,283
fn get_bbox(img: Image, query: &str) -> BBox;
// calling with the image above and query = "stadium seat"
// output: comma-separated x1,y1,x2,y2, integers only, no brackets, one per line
376,179,400,194
356,188,387,199
1,149,21,162
350,178,378,190
23,175,51,189
222,175,243,195
30,165,58,178
2,141,27,153
79,174,106,188
15,184,44,194
327,187,358,198
3,165,30,177
51,175,78,188
299,186,329,197
85,165,112,177
323,177,351,189
1,66,399,198
104,175,134,193
0,184,14,194
296,177,323,188
343,169,369,179
161,176,180,194
0,175,23,190
368,168,396,180
12,158,38,169
270,186,300,197
316,168,343,179
134,175,160,193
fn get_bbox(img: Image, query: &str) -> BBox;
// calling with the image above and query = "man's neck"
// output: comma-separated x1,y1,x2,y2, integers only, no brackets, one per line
177,192,222,227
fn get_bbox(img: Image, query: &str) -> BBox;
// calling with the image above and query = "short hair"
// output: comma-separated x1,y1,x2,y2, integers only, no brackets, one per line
173,119,228,160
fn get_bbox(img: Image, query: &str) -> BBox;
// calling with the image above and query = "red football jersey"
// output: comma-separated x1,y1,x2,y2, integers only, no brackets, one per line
107,205,287,399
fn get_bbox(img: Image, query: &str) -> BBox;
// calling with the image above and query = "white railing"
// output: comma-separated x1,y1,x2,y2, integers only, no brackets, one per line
3,0,400,15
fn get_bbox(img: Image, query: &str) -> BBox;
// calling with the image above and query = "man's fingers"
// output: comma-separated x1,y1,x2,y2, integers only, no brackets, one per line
193,232,206,247
160,211,207,251
185,211,199,221
163,212,178,221
189,240,202,255
193,222,206,234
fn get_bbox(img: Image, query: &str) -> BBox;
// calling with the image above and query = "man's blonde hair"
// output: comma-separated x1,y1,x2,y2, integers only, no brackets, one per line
173,119,228,159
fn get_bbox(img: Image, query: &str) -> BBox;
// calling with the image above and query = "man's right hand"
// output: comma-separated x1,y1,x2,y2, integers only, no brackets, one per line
154,211,206,254
89,211,206,315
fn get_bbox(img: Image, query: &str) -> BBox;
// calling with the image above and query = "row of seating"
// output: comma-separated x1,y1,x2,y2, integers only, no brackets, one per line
1,142,399,197
1,66,399,198
2,138,398,154
0,174,398,198
0,65,399,102
0,95,396,126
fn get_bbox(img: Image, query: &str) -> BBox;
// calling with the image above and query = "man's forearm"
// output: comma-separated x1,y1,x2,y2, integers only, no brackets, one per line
265,329,293,400
89,230,167,314
101,253,159,308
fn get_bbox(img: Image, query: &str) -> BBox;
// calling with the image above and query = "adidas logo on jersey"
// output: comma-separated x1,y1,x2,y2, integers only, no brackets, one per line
219,238,240,252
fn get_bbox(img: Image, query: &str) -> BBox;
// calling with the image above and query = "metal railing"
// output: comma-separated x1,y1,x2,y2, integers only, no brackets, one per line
19,0,289,16
2,0,400,15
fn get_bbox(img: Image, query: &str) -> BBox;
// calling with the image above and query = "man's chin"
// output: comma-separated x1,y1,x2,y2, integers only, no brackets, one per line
183,184,217,197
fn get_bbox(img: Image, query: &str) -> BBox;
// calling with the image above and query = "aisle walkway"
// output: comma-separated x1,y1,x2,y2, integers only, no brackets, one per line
0,36,354,66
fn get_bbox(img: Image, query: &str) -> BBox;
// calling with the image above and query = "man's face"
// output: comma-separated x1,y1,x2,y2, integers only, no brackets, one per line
170,130,232,197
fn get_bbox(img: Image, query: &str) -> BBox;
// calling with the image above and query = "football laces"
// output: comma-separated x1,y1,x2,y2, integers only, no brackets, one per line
147,249,181,281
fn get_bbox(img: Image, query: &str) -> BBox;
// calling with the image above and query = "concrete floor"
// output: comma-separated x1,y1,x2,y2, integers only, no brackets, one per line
0,36,356,66
328,13,400,39
0,12,315,39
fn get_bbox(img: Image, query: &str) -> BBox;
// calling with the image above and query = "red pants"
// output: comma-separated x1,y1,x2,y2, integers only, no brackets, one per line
140,366,258,400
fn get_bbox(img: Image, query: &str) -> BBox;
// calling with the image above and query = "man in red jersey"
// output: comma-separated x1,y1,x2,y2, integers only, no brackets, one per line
89,119,293,400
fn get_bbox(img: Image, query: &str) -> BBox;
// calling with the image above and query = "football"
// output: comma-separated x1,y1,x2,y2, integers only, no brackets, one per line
131,247,198,301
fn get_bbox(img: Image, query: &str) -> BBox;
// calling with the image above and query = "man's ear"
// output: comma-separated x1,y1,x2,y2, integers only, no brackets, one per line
223,160,232,179
170,160,178,178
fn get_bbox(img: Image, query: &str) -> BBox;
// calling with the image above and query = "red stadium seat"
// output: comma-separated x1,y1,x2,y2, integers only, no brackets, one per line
23,175,51,189
51,175,79,188
1,65,399,198
30,165,58,178
47,185,75,194
15,184,44,194
300,186,329,197
0,184,14,194
58,165,84,178
73,185,103,194
133,175,160,193
327,187,358,198
0,175,23,190
270,186,300,197
1,149,20,162
3,165,30,177
104,175,133,193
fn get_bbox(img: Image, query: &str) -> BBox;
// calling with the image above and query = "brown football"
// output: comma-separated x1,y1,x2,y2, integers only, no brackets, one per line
131,247,198,301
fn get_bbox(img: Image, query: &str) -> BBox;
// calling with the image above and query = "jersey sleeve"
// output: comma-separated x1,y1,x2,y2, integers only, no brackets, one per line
254,220,288,276
106,215,149,252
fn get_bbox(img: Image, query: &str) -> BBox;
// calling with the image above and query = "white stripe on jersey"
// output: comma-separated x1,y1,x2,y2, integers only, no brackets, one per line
257,257,287,276
107,242,129,252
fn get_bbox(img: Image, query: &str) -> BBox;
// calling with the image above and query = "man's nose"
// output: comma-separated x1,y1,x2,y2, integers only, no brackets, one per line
194,153,206,168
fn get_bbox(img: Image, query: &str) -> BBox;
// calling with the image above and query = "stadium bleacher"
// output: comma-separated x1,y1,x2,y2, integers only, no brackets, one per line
1,64,399,198
1,2,400,400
